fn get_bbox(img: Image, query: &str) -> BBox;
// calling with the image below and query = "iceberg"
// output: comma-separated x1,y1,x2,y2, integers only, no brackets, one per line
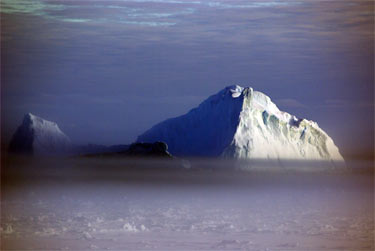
138,85,345,166
8,113,168,157
9,113,72,155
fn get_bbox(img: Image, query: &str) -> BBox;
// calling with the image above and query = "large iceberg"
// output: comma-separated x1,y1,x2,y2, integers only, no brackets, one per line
9,113,72,155
137,85,344,165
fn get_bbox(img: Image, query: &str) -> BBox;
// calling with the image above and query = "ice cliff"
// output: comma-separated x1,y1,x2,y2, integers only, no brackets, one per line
137,85,344,165
9,113,72,155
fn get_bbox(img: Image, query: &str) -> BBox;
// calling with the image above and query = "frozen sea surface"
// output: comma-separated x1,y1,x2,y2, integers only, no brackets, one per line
1,157,374,250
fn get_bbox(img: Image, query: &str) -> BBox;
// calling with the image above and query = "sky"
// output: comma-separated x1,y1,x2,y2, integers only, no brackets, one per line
1,0,374,158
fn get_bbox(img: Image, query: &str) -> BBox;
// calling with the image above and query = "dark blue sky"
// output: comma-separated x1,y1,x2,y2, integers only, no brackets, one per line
1,0,374,157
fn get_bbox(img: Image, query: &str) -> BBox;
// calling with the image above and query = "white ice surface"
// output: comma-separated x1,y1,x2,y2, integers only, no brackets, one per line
223,87,345,166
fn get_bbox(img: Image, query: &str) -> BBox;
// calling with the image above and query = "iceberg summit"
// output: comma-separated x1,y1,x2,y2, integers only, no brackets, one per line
138,85,344,165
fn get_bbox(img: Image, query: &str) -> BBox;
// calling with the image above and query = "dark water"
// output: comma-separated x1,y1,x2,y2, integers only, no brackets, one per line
1,156,374,250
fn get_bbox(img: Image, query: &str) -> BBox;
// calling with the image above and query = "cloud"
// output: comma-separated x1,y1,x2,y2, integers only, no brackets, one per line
0,0,182,26
0,0,296,26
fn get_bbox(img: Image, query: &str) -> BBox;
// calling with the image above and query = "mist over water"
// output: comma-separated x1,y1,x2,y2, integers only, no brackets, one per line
1,156,373,250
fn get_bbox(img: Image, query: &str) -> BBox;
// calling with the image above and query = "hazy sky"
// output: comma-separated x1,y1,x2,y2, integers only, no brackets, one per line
1,0,374,157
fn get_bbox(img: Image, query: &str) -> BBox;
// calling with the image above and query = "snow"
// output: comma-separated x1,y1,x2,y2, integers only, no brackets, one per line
138,85,345,167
